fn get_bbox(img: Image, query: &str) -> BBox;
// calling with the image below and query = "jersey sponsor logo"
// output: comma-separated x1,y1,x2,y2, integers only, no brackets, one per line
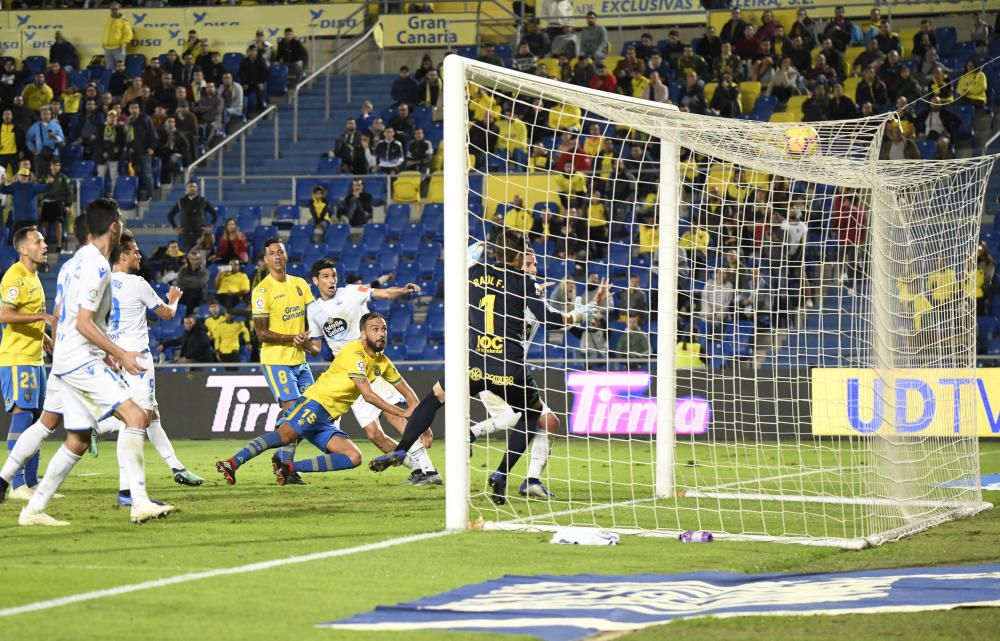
323,316,349,338
468,367,483,381
5,286,18,302
373,366,381,377
281,306,305,322
87,288,99,303
469,368,514,386
254,297,265,312
296,286,303,297
476,335,504,353
320,565,1000,640
98,267,107,278
356,359,366,373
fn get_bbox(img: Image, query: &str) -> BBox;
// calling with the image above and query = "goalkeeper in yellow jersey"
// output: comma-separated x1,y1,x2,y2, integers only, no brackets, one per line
216,312,417,485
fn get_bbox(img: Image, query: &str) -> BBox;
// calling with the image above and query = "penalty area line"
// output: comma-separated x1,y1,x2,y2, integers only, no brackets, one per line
0,530,453,618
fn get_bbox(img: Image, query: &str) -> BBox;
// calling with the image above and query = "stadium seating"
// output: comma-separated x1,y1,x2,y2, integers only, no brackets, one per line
113,176,138,210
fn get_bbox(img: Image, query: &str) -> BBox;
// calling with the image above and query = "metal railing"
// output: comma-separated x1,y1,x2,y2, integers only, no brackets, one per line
183,106,280,201
292,24,381,143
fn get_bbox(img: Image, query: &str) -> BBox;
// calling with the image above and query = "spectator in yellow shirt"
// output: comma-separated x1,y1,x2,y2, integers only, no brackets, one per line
469,86,500,123
215,259,251,309
502,195,534,234
956,59,988,109
496,111,528,160
204,301,225,339
926,258,959,303
103,3,134,70
212,308,250,367
22,75,54,113
548,103,582,132
680,222,710,257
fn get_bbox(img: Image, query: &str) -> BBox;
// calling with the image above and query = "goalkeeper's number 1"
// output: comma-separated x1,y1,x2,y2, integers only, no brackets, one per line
478,294,496,335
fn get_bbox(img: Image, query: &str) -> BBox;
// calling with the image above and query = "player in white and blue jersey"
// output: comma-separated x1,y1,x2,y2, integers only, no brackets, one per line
98,230,204,504
305,259,439,484
13,199,174,526
0,217,91,503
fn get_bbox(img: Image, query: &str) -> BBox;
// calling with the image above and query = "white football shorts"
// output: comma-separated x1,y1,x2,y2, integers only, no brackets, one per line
480,389,552,419
350,376,405,427
57,359,133,431
121,354,157,411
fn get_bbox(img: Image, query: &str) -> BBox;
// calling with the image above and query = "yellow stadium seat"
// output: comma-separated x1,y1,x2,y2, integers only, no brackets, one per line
843,76,861,99
604,55,624,72
738,81,761,114
786,94,809,112
897,28,919,58
706,163,733,194
427,176,445,203
392,171,422,203
704,82,717,104
843,46,866,73
769,111,800,123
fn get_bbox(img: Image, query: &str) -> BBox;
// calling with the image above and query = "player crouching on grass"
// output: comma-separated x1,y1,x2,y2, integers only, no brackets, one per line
216,312,417,484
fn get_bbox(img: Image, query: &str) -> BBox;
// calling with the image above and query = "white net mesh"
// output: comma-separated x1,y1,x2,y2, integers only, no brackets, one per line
447,59,993,548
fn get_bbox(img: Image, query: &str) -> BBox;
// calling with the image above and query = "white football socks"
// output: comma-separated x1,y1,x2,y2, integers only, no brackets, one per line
118,428,150,505
527,431,551,480
470,408,522,439
146,420,182,470
407,443,436,473
0,421,54,483
26,445,79,511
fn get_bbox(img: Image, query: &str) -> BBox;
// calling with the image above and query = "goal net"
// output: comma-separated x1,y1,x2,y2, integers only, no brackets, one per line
441,56,994,548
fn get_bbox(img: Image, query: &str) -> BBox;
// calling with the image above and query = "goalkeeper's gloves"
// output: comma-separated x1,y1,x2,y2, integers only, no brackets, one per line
567,296,599,325
467,241,485,267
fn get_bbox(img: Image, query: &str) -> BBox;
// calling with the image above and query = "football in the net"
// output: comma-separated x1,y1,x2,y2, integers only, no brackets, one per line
783,125,820,158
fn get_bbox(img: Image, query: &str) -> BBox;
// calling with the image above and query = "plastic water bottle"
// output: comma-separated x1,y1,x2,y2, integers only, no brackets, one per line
679,530,714,543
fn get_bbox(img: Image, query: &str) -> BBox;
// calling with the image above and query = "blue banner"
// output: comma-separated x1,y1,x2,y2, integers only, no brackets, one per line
320,564,1000,641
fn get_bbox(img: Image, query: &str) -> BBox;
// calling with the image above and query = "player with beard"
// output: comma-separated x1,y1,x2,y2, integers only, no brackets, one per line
216,312,418,484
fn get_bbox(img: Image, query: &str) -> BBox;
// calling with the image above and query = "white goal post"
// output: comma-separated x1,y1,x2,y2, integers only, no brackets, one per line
442,55,994,548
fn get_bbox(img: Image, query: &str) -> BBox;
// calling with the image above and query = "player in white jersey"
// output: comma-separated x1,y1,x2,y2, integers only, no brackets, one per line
0,217,93,504
16,199,174,526
305,259,441,485
99,230,204,503
468,248,599,498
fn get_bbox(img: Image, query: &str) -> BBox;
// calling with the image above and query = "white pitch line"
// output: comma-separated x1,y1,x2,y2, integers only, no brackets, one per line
0,530,452,618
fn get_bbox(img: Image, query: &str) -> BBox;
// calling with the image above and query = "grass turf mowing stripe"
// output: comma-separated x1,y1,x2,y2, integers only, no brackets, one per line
0,530,452,618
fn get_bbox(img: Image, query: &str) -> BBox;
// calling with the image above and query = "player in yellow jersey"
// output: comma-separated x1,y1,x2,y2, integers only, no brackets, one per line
0,227,51,500
216,311,417,484
251,237,316,484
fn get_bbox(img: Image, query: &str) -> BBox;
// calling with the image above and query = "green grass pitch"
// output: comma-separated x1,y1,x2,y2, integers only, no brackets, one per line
1,440,998,641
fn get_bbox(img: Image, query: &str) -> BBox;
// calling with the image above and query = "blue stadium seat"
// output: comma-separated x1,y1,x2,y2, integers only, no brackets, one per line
383,342,407,362
339,243,364,276
286,234,309,261
376,247,399,274
68,70,90,93
67,159,95,179
425,302,445,339
416,243,441,278
112,176,137,209
222,53,244,78
950,41,976,64
751,95,778,121
916,139,937,160
385,204,410,240
325,224,351,253
620,40,641,55
947,103,975,139
316,156,341,175
125,53,146,78
421,342,443,361
399,225,422,259
267,64,289,97
362,178,387,206
425,121,443,146
406,334,428,360
934,27,958,56
413,106,433,130
24,56,46,75
394,261,418,286
252,225,278,247
239,205,264,224
206,263,223,294
420,203,444,240
289,224,312,244
457,45,477,59
0,246,18,272
302,244,326,269
361,223,387,250
273,205,299,229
